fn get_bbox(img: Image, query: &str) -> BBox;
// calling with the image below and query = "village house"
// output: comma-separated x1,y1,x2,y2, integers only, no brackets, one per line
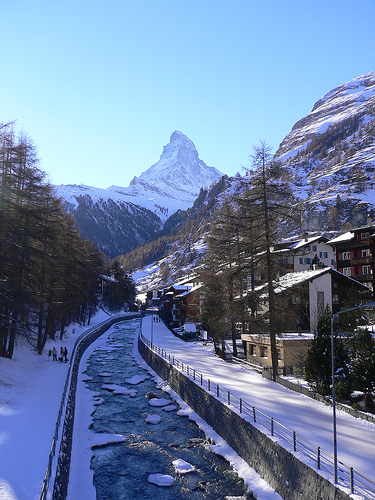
175,284,203,324
241,267,369,374
276,234,335,272
145,288,162,309
148,274,203,327
328,223,375,295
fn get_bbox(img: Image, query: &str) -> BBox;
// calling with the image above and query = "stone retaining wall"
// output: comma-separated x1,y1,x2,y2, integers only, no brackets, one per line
138,336,351,500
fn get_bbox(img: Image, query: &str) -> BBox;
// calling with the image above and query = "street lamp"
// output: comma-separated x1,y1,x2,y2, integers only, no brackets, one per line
330,300,375,484
151,311,154,346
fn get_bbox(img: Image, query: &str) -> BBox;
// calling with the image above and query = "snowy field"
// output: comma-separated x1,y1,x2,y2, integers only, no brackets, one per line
0,310,112,500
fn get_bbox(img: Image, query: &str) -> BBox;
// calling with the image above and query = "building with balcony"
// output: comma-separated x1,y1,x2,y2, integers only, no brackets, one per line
329,225,375,295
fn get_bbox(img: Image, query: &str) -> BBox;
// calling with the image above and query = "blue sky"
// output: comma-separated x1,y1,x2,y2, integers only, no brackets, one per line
0,1,374,189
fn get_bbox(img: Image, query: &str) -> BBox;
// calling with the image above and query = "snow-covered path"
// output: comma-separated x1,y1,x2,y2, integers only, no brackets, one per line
0,310,112,500
142,315,375,485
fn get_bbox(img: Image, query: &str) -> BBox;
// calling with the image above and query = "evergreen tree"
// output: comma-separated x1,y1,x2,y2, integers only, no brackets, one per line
351,330,375,408
240,141,296,380
305,305,351,399
201,242,229,355
0,122,105,357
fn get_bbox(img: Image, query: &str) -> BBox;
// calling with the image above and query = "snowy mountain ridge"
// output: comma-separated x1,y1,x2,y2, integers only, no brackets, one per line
274,70,375,230
54,131,223,257
56,131,222,222
276,71,375,163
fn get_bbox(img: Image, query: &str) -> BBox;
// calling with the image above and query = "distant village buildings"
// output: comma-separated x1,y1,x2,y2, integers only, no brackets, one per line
143,226,375,373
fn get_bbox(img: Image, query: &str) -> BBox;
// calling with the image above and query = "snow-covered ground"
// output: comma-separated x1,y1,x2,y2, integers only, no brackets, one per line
141,315,375,495
2,311,375,500
0,309,111,500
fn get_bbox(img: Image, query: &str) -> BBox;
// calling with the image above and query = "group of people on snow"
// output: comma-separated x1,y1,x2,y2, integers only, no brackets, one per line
50,346,68,363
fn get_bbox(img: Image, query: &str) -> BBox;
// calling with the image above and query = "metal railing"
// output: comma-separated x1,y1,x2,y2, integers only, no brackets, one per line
140,332,375,500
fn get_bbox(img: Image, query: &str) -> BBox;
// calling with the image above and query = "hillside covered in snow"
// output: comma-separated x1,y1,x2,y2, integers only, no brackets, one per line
274,70,375,230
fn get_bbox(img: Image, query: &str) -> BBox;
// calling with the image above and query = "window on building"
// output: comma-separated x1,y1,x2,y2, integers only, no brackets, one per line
331,259,335,266
361,232,369,239
362,265,372,275
305,258,311,264
260,346,268,358
332,294,340,304
342,251,351,260
361,248,371,257
323,252,328,258
249,344,256,356
292,295,301,304
317,291,324,319
312,245,317,251
307,245,311,251
299,257,303,264
343,267,351,276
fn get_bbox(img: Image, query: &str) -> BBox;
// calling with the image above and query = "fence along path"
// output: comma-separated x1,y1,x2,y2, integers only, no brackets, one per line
139,331,375,500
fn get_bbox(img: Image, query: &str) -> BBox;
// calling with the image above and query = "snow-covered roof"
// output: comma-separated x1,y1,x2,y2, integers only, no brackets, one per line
251,267,368,299
290,235,328,250
272,268,330,294
176,284,202,298
328,231,354,244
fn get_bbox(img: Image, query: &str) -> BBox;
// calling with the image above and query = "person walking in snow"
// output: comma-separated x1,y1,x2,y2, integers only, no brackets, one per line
59,346,64,362
64,347,68,363
52,347,57,361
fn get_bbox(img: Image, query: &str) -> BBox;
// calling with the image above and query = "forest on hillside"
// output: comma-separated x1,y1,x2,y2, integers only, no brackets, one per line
0,123,134,358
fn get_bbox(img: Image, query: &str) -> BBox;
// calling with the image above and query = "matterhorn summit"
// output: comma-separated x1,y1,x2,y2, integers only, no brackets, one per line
136,130,222,192
114,130,223,211
54,131,223,257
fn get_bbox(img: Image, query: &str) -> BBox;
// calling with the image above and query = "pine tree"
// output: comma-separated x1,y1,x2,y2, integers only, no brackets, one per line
305,305,351,399
239,141,296,380
352,330,375,408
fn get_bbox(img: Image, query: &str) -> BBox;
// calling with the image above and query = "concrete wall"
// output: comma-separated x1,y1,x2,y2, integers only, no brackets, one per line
138,336,352,500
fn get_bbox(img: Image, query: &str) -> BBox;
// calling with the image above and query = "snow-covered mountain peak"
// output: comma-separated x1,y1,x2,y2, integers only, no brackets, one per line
273,71,375,231
313,71,375,113
136,130,221,191
277,71,375,163
54,132,223,256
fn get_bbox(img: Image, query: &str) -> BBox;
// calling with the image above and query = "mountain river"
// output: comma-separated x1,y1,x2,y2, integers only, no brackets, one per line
82,317,254,499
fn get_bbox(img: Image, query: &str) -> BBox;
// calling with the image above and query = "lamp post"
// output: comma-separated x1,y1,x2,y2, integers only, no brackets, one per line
330,300,375,484
151,311,154,346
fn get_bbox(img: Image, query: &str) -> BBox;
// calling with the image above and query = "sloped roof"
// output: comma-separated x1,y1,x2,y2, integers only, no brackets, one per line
328,231,354,244
243,267,369,300
291,235,329,250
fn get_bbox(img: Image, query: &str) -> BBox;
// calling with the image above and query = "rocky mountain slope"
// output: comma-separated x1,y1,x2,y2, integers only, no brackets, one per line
130,71,375,291
55,131,223,257
274,70,375,230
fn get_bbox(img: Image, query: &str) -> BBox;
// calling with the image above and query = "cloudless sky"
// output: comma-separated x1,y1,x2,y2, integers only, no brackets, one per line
0,1,374,189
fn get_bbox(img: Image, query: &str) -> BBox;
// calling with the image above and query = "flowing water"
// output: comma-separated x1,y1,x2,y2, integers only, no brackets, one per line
83,317,253,500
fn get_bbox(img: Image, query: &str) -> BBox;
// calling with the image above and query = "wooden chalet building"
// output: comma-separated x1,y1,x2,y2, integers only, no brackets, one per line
241,267,369,374
329,224,375,296
276,234,335,272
